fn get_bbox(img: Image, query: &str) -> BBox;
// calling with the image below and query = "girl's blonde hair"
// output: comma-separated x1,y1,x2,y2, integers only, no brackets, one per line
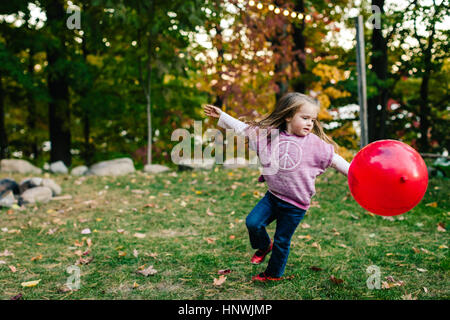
246,92,338,151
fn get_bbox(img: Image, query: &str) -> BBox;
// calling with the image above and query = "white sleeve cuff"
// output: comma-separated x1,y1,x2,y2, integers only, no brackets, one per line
331,153,350,176
217,112,249,134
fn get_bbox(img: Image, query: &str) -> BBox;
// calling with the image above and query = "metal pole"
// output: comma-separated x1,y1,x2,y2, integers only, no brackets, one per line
355,15,369,148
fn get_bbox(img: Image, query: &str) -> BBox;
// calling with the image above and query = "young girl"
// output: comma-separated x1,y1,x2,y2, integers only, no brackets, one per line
204,92,351,282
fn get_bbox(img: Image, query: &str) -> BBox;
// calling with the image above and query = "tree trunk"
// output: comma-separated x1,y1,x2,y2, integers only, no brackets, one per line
0,75,8,159
292,0,307,94
419,24,435,152
46,0,71,167
146,40,152,166
26,49,38,159
368,0,388,142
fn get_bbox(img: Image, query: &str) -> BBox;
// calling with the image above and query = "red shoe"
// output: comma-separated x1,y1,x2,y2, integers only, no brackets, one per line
251,272,283,282
250,241,273,264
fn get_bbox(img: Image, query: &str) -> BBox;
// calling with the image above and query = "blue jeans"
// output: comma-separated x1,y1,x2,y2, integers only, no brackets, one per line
246,191,306,277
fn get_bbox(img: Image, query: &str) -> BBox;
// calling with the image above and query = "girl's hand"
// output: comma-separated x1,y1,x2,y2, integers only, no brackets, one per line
203,104,222,119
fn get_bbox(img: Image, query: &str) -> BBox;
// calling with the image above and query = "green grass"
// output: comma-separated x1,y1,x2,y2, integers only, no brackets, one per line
0,168,448,300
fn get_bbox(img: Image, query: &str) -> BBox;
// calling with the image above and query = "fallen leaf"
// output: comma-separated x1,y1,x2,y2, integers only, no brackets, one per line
204,237,216,244
300,223,311,229
132,282,139,289
213,275,227,286
21,279,41,287
118,251,127,257
117,229,125,234
311,242,321,251
81,228,91,235
31,254,42,261
309,266,322,271
437,223,446,232
136,265,158,276
133,249,139,258
438,244,448,249
8,265,17,273
229,235,235,240
10,293,23,300
0,249,14,257
76,257,93,265
416,268,428,273
206,208,215,216
86,238,93,247
218,269,231,275
401,293,417,300
134,233,146,238
425,202,437,208
330,275,344,284
412,247,420,254
298,234,312,240
423,287,428,293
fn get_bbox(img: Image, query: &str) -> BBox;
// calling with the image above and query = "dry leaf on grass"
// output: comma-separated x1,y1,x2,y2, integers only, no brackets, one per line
311,242,321,251
300,223,311,229
425,202,437,208
204,237,216,244
134,233,146,238
81,228,91,235
10,293,23,300
206,208,215,216
8,265,17,273
21,279,41,287
330,275,344,284
437,223,446,232
213,275,227,286
218,269,231,275
309,266,322,271
136,265,158,276
76,257,93,265
31,254,42,261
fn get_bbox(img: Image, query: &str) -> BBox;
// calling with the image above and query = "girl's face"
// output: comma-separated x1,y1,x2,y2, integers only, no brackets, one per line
285,103,318,137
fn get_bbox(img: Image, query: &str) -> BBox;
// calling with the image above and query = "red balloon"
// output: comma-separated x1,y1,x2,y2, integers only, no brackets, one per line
348,140,428,216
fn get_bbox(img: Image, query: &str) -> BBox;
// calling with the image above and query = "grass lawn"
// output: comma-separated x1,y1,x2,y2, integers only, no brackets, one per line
0,167,448,300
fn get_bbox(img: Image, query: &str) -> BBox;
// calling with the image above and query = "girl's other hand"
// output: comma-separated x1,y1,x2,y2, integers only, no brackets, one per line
203,104,222,119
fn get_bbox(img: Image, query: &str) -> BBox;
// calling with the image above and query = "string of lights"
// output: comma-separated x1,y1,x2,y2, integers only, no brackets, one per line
247,0,312,22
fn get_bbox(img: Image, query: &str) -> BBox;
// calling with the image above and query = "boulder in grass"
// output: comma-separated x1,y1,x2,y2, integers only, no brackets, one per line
0,159,42,174
50,161,68,174
19,186,53,205
143,164,171,174
71,165,88,176
42,178,62,196
19,177,43,194
88,158,135,176
0,190,15,208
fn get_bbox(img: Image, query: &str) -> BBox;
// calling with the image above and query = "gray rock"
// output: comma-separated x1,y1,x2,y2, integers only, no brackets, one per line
19,177,43,194
88,158,135,176
0,190,15,208
71,165,88,176
0,159,42,174
50,161,68,174
19,186,53,205
144,164,171,174
42,178,62,196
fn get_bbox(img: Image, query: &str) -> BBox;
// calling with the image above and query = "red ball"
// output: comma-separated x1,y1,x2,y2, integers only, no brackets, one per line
348,140,428,216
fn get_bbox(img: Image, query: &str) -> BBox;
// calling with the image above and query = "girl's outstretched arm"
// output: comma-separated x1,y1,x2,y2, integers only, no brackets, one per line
203,104,248,133
331,153,350,177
